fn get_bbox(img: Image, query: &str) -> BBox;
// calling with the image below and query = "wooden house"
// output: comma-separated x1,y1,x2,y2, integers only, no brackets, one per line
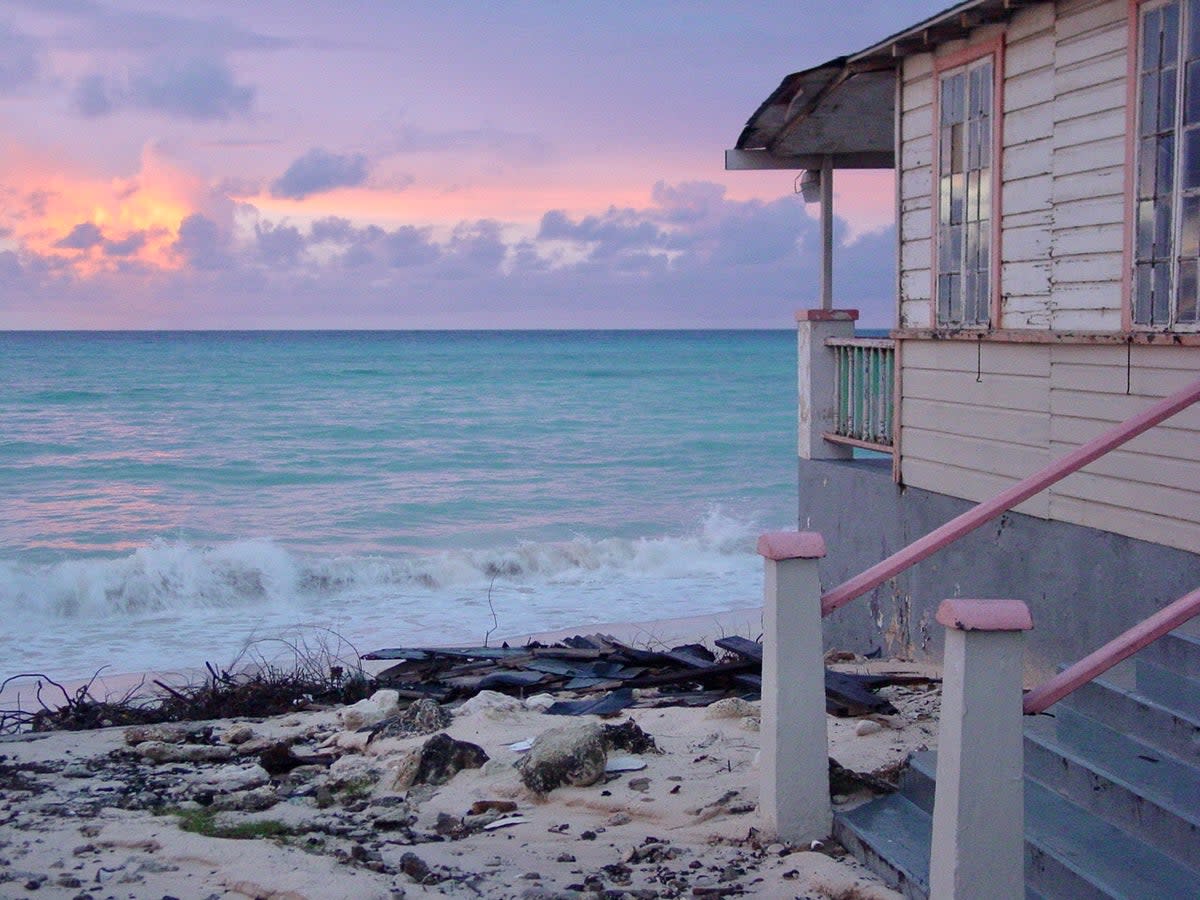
728,0,1200,671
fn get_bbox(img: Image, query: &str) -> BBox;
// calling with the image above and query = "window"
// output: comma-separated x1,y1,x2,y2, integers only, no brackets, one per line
1134,0,1200,328
936,57,994,327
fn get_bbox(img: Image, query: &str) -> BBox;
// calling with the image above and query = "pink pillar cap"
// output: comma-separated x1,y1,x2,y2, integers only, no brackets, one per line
795,309,859,322
936,599,1033,632
757,531,827,561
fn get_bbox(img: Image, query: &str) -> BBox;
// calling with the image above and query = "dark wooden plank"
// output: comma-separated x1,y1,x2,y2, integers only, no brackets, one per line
544,688,636,716
824,671,897,717
714,636,763,662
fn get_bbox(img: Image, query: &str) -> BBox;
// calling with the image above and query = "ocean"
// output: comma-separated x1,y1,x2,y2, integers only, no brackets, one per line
0,330,798,684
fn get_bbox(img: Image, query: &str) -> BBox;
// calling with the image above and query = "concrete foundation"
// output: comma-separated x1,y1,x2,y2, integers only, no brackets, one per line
799,458,1200,677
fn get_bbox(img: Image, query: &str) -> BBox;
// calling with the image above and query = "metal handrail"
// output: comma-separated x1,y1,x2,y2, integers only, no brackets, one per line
1022,585,1200,714
821,377,1200,617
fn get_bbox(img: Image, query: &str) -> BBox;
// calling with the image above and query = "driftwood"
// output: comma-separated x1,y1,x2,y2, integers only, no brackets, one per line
364,635,935,717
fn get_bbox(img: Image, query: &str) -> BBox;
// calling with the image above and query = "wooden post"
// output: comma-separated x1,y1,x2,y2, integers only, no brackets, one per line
820,155,834,311
929,599,1033,900
757,531,830,843
796,308,857,460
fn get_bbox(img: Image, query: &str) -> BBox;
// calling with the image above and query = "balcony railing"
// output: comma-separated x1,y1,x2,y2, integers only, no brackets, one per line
823,337,895,453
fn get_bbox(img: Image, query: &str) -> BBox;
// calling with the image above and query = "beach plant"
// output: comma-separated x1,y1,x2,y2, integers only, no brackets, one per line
168,806,291,840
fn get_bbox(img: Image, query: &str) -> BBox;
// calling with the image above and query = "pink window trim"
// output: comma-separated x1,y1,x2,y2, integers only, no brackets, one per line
929,33,1006,330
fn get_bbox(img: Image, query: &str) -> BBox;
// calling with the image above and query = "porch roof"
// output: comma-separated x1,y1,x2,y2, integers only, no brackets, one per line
726,0,1040,172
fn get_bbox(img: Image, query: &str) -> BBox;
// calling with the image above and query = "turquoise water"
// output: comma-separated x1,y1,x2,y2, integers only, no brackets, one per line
0,331,797,681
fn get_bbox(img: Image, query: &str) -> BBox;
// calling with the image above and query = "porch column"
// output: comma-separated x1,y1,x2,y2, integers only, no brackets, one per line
929,599,1033,900
757,531,829,843
796,308,857,460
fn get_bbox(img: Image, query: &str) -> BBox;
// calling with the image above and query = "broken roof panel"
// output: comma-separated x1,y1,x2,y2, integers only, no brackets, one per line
727,0,1038,171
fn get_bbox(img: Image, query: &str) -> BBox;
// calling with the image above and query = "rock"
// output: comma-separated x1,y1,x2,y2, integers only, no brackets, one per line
196,764,270,794
220,724,256,745
855,719,884,736
740,716,761,732
627,777,651,793
399,852,436,884
338,689,401,730
258,741,335,776
369,699,451,741
328,754,384,789
455,690,524,719
524,693,557,712
209,786,279,813
516,723,607,794
134,741,235,764
601,719,659,755
411,733,489,786
468,799,517,815
123,724,193,745
704,697,759,720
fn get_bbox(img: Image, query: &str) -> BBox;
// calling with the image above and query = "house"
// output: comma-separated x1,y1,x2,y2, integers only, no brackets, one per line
728,0,1200,674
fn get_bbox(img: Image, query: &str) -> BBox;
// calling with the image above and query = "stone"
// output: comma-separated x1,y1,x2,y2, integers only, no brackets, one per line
704,697,759,720
516,723,607,794
196,764,270,794
369,699,451,741
338,689,401,730
123,724,193,746
468,799,518,815
134,742,235,764
411,733,488,786
855,719,884,736
523,693,557,712
455,690,523,719
601,719,659,755
209,786,279,813
219,724,256,745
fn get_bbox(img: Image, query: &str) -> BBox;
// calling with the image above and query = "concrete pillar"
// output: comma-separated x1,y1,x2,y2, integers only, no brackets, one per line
929,599,1033,900
757,531,830,843
796,308,857,461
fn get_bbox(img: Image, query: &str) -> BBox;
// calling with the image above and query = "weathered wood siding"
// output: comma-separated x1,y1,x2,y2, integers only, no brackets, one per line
894,0,1200,553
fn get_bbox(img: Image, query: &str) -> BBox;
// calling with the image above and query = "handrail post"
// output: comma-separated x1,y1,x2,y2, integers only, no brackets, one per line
929,599,1033,900
796,309,857,460
757,531,830,843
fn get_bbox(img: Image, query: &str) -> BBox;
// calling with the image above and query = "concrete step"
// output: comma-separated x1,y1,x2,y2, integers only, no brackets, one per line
1135,657,1200,718
1024,778,1200,900
1137,630,1200,679
836,757,1200,900
1024,708,1200,870
1054,675,1200,762
833,793,930,900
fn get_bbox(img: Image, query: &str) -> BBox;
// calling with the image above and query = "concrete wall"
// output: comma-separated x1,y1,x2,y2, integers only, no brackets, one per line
800,458,1200,678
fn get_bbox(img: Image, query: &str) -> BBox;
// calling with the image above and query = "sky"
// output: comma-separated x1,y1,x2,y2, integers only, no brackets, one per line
0,1,950,329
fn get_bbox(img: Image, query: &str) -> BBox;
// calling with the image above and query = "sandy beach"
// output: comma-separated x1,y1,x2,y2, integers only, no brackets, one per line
0,613,940,899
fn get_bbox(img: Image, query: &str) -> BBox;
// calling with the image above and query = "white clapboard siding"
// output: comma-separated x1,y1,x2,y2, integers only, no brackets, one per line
901,453,1052,517
1005,137,1055,181
1050,494,1200,550
905,397,1050,448
1003,296,1055,328
888,1,1200,553
903,368,1051,414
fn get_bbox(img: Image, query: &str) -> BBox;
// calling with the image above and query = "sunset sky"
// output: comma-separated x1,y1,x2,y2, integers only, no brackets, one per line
0,1,949,329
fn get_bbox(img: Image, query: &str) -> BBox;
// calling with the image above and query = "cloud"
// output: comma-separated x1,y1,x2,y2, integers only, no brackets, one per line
72,57,255,120
0,22,40,92
54,222,104,250
270,149,370,200
104,232,147,257
173,213,230,270
254,221,305,266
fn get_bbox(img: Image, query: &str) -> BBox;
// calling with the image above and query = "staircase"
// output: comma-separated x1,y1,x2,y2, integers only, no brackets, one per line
834,631,1200,900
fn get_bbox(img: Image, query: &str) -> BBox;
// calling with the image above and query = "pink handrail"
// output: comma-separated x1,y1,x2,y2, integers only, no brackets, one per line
821,377,1200,616
1023,586,1200,714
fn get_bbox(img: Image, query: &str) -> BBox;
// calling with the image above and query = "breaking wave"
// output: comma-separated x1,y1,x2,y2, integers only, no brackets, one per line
0,508,764,621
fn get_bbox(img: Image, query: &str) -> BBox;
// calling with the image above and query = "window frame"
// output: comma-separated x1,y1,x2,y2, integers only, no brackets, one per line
1126,0,1200,332
930,36,1005,330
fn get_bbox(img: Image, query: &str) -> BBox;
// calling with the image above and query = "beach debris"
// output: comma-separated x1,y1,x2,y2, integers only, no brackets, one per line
507,737,534,752
605,755,647,773
516,722,608,794
602,719,660,755
258,740,336,776
363,632,930,720
483,814,526,830
133,741,236,765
